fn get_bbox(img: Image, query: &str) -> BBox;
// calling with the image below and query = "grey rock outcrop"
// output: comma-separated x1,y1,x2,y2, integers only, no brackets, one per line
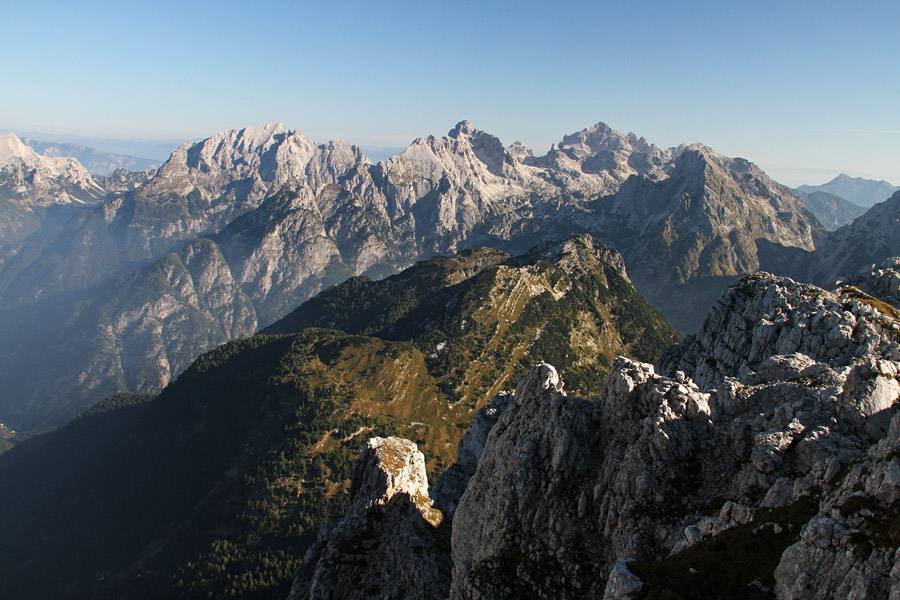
659,272,900,395
448,274,899,598
289,436,450,600
835,257,900,311
602,560,645,599
773,415,900,599
301,271,900,599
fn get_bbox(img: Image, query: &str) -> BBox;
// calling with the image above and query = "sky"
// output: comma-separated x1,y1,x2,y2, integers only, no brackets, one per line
2,0,898,186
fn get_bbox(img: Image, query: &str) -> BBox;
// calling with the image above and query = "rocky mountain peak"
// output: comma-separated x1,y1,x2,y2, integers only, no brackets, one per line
0,132,38,164
555,121,672,168
532,121,676,190
513,361,562,399
143,123,366,214
664,146,816,246
558,121,626,155
263,121,285,134
348,436,434,514
449,119,476,138
668,143,722,176
830,173,895,188
684,140,711,153
506,140,533,161
624,131,654,154
445,119,509,166
177,123,312,172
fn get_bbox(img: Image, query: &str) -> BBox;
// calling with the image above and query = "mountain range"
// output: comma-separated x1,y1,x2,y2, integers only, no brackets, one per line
797,173,899,208
1,120,899,434
2,115,900,598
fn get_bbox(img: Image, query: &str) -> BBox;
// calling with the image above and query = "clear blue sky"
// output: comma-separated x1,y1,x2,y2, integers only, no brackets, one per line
2,0,898,186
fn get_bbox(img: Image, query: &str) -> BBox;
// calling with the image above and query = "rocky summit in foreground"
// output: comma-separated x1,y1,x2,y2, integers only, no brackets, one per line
290,437,450,599
292,265,900,599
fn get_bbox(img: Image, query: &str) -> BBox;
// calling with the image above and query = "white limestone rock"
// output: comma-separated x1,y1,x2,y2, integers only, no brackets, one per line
289,437,449,600
603,560,645,599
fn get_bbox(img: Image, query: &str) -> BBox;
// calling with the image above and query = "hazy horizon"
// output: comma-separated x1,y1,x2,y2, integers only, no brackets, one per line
5,121,897,189
4,0,898,186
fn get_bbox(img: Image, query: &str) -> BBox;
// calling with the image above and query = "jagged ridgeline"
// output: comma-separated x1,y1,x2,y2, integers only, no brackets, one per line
1,120,828,432
0,235,677,600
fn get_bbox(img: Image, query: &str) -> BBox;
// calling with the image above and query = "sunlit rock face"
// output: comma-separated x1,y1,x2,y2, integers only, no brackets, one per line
289,436,450,600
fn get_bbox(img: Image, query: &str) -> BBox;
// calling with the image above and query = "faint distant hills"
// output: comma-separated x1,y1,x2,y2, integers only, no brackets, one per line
21,138,160,175
797,173,899,208
0,127,185,171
